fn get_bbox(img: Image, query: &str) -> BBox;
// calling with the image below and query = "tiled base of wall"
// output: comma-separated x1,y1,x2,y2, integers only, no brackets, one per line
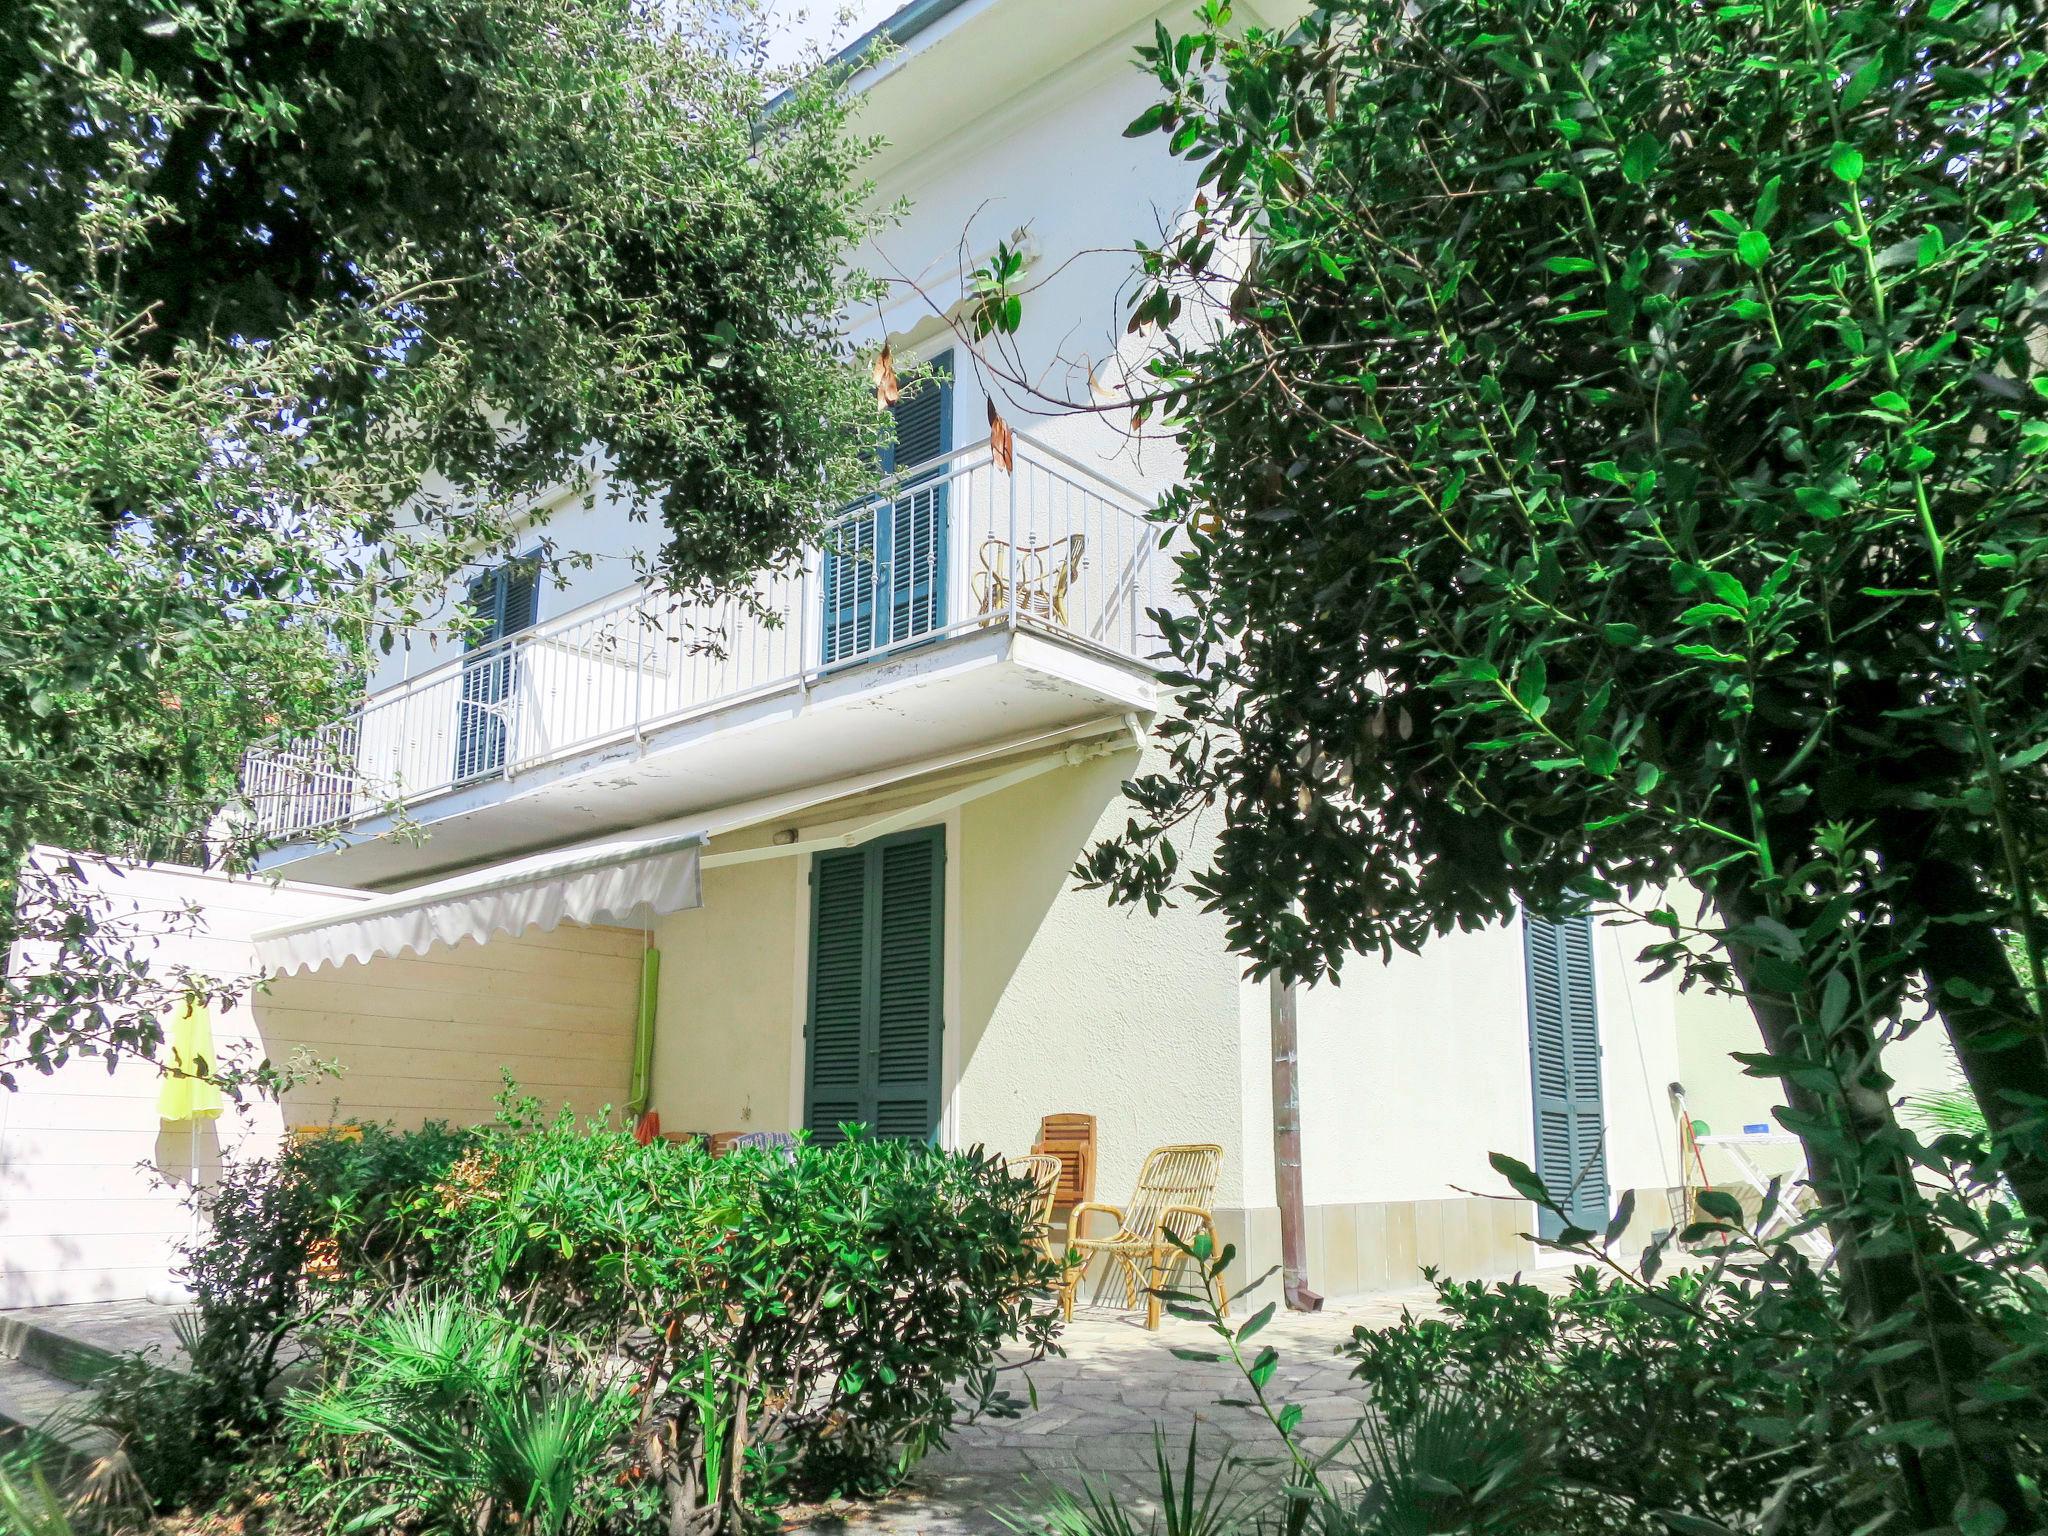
1210,1196,1537,1302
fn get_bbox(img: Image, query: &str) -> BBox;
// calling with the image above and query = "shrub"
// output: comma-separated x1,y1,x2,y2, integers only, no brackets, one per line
1343,1264,1861,1533
85,1099,1058,1534
293,1109,1063,1528
87,1119,478,1513
1021,1199,2047,1536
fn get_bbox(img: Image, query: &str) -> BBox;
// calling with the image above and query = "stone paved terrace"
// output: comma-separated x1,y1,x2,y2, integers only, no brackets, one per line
2,1276,1562,1529
793,1281,1491,1535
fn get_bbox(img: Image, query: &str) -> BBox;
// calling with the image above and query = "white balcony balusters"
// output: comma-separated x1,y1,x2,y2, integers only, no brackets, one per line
239,434,1164,840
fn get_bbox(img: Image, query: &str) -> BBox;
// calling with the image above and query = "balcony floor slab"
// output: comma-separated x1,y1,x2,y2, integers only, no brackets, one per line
255,626,1158,889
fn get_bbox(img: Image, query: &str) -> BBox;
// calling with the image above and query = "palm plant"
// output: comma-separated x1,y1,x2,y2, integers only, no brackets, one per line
1335,1393,1560,1536
287,1294,633,1536
1009,1424,1256,1536
1906,1085,1989,1138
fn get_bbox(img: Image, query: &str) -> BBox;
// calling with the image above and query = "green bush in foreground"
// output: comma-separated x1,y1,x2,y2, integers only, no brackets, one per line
90,1100,1061,1535
1019,1175,2045,1536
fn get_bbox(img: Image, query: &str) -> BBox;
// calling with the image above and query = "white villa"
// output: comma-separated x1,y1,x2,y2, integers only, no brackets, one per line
0,0,1867,1311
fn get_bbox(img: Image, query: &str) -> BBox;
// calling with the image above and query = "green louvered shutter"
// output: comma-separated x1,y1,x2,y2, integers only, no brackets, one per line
804,845,870,1144
824,354,952,663
805,826,944,1143
455,557,539,782
1523,912,1609,1238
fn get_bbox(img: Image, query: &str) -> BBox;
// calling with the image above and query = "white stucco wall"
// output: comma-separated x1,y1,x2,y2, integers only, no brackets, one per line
1234,910,1727,1245
1269,923,1537,1214
954,746,1247,1206
3,857,642,1307
848,14,1203,521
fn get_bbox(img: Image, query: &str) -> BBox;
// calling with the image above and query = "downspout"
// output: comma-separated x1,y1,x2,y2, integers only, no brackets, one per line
1269,973,1322,1312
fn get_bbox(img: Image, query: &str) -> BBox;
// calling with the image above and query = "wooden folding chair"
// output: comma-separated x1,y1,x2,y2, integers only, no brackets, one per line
1031,1112,1097,1226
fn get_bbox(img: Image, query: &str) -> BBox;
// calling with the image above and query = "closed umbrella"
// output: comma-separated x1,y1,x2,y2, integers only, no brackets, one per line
157,995,224,1122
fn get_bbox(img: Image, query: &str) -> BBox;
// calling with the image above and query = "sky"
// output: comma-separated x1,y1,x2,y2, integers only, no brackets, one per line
760,0,905,69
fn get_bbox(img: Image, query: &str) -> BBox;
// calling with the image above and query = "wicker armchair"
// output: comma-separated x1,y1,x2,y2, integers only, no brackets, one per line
1064,1143,1228,1329
1009,1152,1079,1316
973,533,1086,626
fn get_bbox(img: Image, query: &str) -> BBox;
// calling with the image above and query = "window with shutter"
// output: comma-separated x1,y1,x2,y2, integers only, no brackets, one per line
804,826,944,1144
455,557,539,782
823,352,952,664
1523,912,1609,1238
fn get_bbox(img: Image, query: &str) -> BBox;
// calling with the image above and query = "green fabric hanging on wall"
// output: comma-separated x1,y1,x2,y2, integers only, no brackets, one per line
628,947,661,1117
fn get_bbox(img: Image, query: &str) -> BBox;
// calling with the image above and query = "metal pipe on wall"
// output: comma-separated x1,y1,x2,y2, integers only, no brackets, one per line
1269,973,1322,1313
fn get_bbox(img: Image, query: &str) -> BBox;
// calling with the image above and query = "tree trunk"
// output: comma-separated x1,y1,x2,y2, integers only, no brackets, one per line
1713,889,2030,1529
1893,851,2048,1223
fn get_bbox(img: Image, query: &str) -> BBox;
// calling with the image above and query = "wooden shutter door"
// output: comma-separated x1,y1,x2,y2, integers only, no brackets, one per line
870,829,944,1139
883,353,951,647
805,845,871,1143
1523,912,1609,1237
805,827,944,1143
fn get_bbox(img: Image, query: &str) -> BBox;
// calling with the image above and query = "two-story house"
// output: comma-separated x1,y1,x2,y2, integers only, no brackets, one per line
2,0,1844,1311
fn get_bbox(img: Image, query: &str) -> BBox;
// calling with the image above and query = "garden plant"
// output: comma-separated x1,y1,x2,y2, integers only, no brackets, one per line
75,1098,1062,1535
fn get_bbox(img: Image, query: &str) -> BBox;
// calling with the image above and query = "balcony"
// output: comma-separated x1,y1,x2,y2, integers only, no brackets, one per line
239,434,1168,881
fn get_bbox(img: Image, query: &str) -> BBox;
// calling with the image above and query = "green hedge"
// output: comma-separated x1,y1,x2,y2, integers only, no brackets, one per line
102,1101,1062,1534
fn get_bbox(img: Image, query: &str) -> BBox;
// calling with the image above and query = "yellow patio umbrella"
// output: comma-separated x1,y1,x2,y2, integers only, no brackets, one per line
158,995,224,1122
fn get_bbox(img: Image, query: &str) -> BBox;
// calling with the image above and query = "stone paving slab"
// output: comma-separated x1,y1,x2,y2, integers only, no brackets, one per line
0,1299,190,1374
0,1356,117,1460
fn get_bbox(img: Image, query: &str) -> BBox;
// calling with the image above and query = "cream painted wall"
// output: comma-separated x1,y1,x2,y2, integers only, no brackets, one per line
646,854,803,1137
1595,915,1689,1213
635,743,1250,1206
3,857,642,1307
954,747,1248,1207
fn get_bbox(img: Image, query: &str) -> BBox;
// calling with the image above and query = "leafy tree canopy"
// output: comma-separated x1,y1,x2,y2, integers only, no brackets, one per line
1075,0,2048,1198
1038,6,2048,1519
1,0,881,1081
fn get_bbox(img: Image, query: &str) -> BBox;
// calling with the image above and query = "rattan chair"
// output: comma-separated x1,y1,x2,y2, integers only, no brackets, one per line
973,533,1086,626
1064,1142,1228,1329
1010,1152,1079,1315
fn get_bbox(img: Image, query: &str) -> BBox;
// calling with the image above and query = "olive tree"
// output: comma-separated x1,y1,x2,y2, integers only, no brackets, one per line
996,1,2048,1522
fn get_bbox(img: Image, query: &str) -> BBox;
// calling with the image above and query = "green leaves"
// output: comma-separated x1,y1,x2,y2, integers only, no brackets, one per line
5,0,885,1073
1620,133,1663,184
1737,229,1773,268
1828,143,1866,182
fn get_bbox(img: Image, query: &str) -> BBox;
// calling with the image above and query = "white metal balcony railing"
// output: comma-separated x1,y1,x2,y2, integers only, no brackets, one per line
239,434,1166,841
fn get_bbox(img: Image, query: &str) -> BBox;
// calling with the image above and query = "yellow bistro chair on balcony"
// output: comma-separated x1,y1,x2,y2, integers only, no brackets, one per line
1063,1143,1228,1329
973,533,1087,627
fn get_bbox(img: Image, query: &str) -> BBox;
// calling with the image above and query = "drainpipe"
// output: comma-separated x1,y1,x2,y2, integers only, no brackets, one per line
1270,973,1322,1312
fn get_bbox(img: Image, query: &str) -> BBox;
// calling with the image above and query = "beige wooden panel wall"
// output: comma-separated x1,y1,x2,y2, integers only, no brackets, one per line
2,856,642,1308
262,927,643,1129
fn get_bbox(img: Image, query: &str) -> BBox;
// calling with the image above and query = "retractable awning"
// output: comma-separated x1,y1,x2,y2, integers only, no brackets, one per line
253,827,705,976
